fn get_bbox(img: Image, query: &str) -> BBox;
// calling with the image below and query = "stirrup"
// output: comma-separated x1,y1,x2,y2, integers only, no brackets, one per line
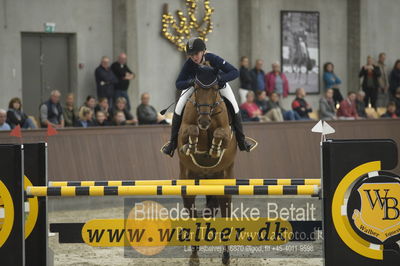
238,137,258,152
160,141,176,157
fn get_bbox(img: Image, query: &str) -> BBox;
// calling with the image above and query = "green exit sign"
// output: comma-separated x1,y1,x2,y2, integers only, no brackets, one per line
44,22,56,33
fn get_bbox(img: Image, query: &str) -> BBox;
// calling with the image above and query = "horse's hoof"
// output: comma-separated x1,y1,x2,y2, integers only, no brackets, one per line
189,252,200,266
222,251,230,265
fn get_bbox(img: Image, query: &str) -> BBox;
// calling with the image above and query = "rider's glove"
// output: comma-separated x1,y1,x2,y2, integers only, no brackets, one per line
217,75,226,89
188,78,195,88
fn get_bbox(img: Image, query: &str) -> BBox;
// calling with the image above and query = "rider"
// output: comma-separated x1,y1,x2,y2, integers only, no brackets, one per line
162,37,254,157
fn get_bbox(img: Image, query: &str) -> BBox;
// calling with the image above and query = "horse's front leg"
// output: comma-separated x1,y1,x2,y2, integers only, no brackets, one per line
209,127,229,158
181,125,199,156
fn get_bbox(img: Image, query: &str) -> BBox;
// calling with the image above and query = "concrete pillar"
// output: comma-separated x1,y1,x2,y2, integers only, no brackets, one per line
347,0,361,92
112,0,127,59
238,0,252,61
112,0,140,111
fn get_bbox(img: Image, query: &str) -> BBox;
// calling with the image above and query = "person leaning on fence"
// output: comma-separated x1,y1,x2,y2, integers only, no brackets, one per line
136,93,167,125
94,110,111,126
319,89,337,120
337,92,359,120
380,101,398,119
254,91,284,122
94,97,111,121
63,93,78,127
292,88,312,120
39,90,64,128
74,106,94,128
0,109,11,131
7,97,36,129
111,97,137,125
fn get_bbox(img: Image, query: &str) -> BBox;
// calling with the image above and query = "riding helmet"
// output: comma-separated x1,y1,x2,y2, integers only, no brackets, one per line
186,38,206,55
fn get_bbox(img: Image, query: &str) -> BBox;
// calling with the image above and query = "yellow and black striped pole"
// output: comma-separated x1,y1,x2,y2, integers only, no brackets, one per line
48,178,321,187
27,184,320,197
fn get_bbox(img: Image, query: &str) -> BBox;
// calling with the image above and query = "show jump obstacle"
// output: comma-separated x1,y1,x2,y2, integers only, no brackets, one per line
0,140,399,266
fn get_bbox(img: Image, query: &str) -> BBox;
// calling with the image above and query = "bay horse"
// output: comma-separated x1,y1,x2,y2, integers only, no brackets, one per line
177,65,236,265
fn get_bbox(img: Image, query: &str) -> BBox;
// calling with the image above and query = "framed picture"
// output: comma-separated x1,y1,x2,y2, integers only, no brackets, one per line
281,11,320,94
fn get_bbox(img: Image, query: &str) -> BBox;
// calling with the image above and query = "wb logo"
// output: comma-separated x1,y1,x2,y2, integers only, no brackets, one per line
352,182,400,242
364,188,399,220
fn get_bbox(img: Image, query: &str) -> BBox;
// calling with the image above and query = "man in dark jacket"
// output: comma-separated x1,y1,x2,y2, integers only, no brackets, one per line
250,59,266,92
359,56,381,108
39,90,64,128
95,56,118,107
292,88,312,120
239,56,253,103
111,53,135,111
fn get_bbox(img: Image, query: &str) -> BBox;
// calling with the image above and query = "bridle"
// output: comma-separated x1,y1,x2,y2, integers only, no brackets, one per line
188,88,224,117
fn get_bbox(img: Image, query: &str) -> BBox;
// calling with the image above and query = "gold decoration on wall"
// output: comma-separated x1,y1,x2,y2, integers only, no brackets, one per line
161,0,214,52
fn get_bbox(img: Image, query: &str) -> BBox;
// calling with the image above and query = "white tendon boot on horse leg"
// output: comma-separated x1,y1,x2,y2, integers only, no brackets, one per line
181,125,199,156
209,127,229,158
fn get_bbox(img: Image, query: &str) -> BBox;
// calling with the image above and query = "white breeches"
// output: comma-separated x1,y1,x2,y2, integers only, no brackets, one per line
174,83,240,115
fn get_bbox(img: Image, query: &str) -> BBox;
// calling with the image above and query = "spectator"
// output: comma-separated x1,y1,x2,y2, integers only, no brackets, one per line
292,88,312,120
39,90,64,128
74,107,94,128
355,91,368,118
337,92,359,119
389,60,400,96
94,110,110,126
95,56,118,106
376,53,389,107
265,61,289,98
63,93,78,127
111,97,137,125
319,89,337,120
380,102,398,119
6,97,36,129
359,56,381,108
94,97,111,121
391,87,400,116
80,95,97,119
240,91,265,122
112,110,127,126
268,92,301,121
111,52,135,111
255,90,269,115
136,93,167,125
0,109,11,130
323,62,343,106
238,56,253,103
250,59,266,92
255,91,283,122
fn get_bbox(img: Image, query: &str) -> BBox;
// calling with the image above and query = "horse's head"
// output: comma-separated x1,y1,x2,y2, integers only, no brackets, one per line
192,65,222,131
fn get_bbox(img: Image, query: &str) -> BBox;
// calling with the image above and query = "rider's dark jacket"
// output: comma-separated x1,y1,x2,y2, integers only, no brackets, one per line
176,53,239,90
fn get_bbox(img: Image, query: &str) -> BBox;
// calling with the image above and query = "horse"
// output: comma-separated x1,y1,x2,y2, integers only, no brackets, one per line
177,66,237,265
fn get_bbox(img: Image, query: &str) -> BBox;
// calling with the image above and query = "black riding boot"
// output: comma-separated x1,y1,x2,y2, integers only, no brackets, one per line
162,114,182,157
232,112,254,152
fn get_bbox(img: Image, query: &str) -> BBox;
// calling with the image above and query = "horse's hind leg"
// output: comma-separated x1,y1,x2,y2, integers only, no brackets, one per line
209,127,229,158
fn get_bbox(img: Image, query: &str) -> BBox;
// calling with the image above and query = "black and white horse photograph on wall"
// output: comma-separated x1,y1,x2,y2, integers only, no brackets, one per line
281,11,320,94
